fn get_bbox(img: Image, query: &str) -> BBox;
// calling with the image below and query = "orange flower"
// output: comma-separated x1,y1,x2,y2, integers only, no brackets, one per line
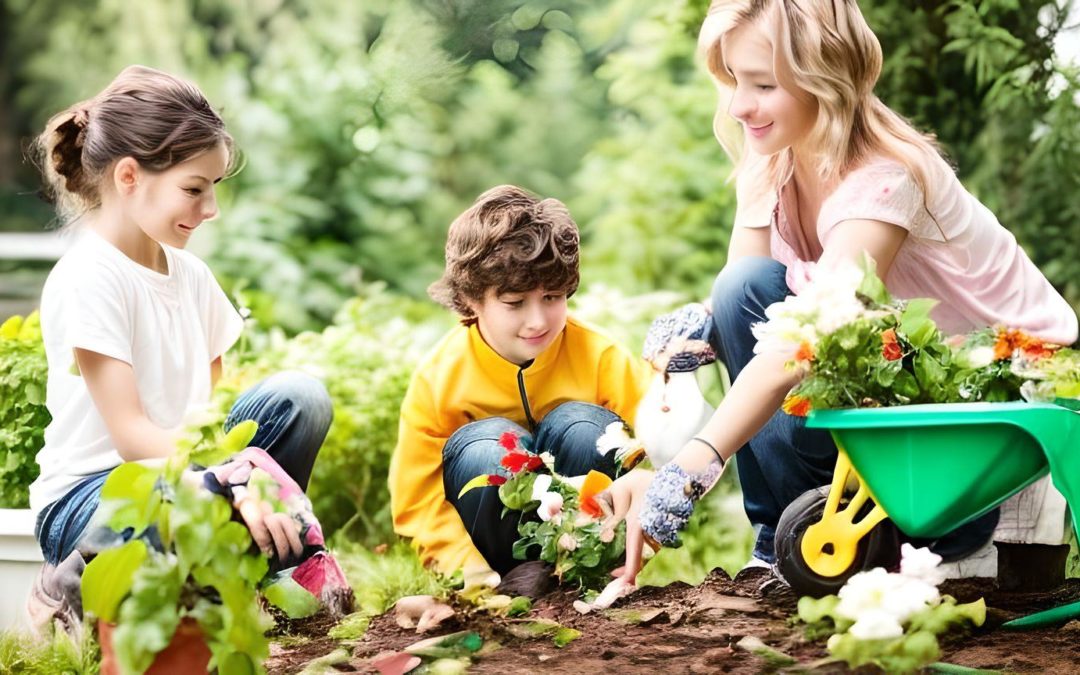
881,328,902,361
578,470,613,520
782,394,811,417
795,341,815,362
994,328,1057,361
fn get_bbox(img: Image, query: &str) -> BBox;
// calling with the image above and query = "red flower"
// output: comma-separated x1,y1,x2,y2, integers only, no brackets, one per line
881,329,902,361
500,451,542,474
498,431,521,451
782,394,811,417
488,475,507,486
580,495,603,519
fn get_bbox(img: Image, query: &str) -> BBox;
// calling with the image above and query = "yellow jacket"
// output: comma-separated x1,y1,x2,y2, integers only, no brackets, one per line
389,316,653,576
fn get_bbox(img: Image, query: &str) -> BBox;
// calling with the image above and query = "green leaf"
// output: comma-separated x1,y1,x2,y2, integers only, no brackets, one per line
901,298,940,349
856,256,891,305
553,627,581,648
499,472,538,511
100,463,163,534
81,540,148,623
263,577,322,619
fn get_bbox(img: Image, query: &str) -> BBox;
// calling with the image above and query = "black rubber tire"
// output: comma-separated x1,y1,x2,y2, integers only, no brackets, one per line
774,485,902,598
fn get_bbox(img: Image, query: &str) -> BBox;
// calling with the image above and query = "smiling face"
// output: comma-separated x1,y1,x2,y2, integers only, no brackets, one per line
722,21,818,156
122,142,228,249
469,286,568,366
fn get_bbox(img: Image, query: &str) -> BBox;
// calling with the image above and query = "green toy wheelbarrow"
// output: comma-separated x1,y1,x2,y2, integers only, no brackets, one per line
773,400,1080,628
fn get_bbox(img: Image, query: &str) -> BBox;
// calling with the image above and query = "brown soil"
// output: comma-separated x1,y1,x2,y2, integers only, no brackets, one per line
266,571,1080,674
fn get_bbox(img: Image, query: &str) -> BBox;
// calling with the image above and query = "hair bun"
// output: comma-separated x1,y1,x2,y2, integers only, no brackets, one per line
50,110,91,196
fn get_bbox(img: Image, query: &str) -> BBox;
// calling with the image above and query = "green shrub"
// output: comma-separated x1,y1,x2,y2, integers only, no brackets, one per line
0,312,49,508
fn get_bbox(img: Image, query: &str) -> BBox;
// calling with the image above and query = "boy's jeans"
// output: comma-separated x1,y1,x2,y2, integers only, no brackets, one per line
710,256,997,563
442,401,623,574
35,371,332,565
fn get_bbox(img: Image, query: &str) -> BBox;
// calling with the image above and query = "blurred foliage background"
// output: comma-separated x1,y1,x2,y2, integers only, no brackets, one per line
0,0,1078,580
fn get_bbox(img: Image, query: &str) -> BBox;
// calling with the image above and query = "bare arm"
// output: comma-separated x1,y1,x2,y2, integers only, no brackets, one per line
601,218,909,590
683,217,908,466
75,348,177,462
725,225,771,265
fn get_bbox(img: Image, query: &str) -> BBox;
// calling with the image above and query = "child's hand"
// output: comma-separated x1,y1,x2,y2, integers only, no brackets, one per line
238,497,303,563
597,468,656,584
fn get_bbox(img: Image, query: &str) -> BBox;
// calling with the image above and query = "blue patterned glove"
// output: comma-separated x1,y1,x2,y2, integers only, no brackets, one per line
639,462,723,548
643,303,717,373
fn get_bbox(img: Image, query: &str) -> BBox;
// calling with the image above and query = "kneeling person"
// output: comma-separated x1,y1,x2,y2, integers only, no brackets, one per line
389,185,653,590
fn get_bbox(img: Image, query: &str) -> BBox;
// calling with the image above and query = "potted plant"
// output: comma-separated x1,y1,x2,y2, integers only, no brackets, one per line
0,312,49,630
81,421,275,675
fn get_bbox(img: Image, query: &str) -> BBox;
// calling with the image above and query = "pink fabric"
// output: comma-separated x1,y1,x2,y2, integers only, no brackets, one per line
751,156,1078,344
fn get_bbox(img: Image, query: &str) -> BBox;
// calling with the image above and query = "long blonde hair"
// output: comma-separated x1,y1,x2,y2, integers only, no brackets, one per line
700,0,947,204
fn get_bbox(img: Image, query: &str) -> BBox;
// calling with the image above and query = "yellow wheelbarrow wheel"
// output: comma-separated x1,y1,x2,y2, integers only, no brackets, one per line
774,452,901,597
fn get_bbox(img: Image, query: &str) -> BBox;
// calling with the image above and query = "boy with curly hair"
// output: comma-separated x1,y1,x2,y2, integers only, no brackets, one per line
389,185,653,590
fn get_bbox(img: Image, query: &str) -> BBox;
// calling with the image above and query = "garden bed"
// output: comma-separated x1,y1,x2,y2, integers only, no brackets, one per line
266,569,1080,673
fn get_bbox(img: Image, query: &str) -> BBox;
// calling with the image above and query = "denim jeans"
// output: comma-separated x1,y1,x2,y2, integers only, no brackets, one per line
710,256,998,563
35,371,332,565
442,401,623,574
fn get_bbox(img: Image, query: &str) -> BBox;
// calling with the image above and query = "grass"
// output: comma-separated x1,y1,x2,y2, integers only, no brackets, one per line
0,625,100,674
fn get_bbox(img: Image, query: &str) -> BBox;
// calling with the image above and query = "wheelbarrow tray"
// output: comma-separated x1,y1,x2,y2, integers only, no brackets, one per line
806,402,1061,538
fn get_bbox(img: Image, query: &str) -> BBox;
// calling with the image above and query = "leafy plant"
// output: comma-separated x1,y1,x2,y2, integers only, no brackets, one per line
0,312,49,508
80,421,273,675
797,545,985,674
461,431,628,591
752,258,1078,413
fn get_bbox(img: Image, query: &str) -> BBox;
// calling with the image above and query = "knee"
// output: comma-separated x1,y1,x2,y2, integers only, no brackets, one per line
443,417,518,463
710,256,786,316
264,371,333,421
543,402,621,435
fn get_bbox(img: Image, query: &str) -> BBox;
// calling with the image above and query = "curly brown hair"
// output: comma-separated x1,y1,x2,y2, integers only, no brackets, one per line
428,185,580,322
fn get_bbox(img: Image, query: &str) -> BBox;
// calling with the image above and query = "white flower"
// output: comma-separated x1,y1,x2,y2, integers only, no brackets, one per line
596,421,632,456
899,543,946,587
537,491,564,522
836,566,940,625
751,260,869,358
959,346,996,369
557,533,578,552
1020,380,1055,403
531,474,553,502
848,609,905,640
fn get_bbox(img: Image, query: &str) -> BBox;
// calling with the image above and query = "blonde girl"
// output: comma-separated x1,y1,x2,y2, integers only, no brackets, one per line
602,0,1077,596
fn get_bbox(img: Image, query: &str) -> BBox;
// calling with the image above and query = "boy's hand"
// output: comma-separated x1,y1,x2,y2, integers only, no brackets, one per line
239,497,303,563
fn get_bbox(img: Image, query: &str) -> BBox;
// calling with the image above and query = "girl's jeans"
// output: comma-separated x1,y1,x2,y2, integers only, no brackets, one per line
442,401,623,575
710,256,997,564
35,371,333,565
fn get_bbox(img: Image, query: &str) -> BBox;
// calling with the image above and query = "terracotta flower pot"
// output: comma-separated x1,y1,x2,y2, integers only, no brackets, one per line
99,617,212,674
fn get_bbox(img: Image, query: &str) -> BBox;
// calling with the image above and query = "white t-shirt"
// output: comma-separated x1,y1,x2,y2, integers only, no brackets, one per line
30,230,244,512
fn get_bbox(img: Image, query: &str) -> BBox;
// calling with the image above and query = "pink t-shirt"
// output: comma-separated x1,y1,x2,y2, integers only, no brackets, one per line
743,156,1078,344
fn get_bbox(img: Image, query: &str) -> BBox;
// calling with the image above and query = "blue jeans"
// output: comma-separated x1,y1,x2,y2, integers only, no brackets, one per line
710,257,997,563
35,371,333,565
442,402,622,574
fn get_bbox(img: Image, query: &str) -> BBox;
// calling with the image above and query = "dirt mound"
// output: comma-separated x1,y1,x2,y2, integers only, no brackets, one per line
267,571,1080,673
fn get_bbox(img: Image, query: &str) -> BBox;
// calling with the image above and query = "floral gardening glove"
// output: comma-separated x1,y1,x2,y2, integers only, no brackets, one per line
643,302,717,373
639,461,724,547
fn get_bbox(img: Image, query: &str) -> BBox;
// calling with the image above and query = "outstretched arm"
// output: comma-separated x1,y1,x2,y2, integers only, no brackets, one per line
602,218,908,586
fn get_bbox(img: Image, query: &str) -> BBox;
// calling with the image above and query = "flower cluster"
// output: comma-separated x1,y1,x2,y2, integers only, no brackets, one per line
460,431,627,591
798,544,985,673
753,257,1078,414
